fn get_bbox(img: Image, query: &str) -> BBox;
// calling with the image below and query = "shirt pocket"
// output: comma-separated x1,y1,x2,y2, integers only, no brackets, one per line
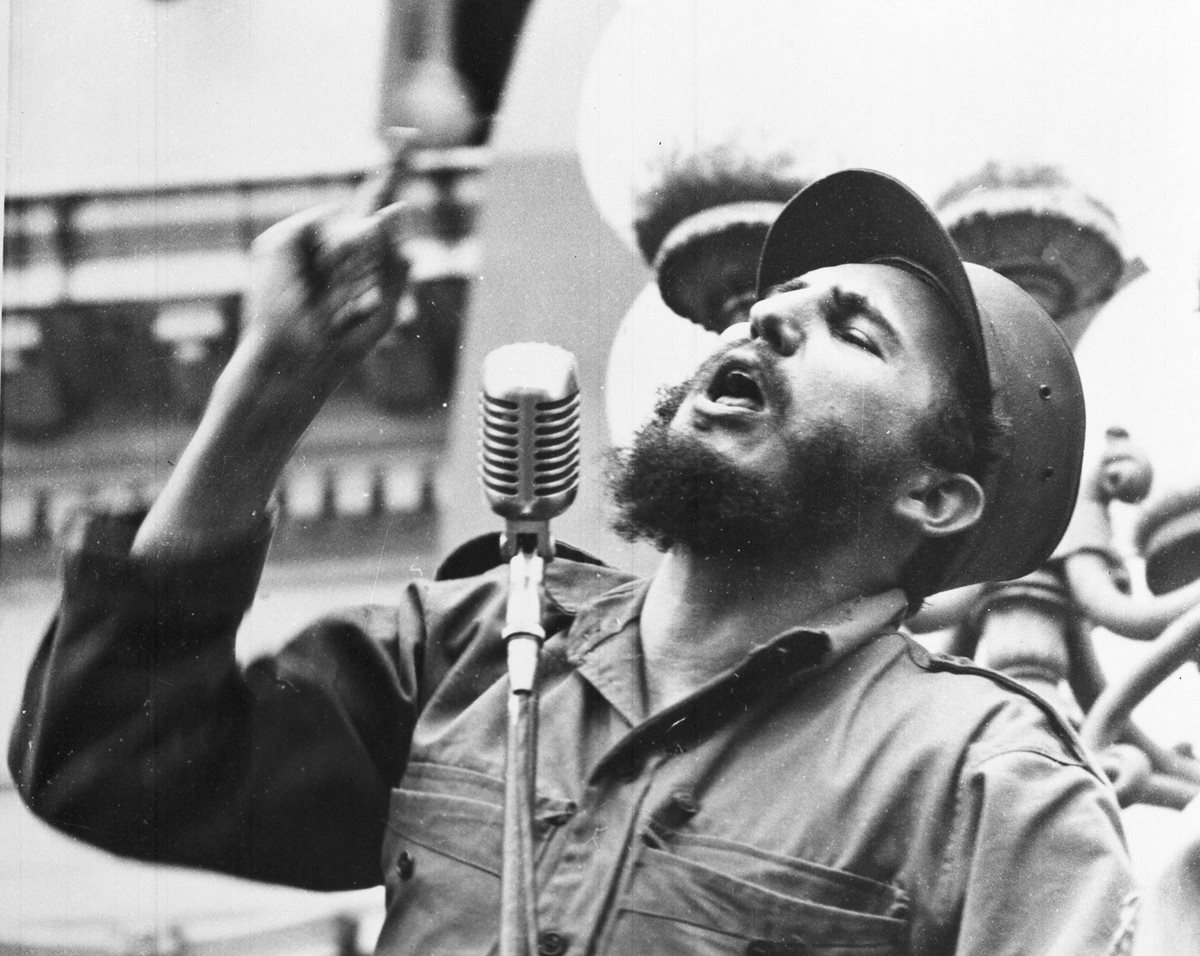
608,832,909,956
377,761,574,955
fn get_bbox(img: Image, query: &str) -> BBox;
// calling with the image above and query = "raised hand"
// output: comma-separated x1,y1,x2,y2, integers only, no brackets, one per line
131,189,415,558
244,197,413,390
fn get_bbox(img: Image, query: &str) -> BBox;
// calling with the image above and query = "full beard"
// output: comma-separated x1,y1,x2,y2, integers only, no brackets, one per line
607,379,902,568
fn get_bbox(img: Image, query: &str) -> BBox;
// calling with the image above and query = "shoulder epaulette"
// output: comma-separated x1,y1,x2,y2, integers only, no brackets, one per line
907,640,1093,768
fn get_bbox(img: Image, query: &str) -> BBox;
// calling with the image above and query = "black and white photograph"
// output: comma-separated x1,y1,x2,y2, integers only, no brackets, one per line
4,1,1200,952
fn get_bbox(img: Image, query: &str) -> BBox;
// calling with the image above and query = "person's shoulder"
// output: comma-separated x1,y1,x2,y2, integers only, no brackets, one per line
871,633,1095,775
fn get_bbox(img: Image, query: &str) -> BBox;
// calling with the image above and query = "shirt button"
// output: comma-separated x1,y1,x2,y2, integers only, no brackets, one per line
537,930,570,955
395,850,415,881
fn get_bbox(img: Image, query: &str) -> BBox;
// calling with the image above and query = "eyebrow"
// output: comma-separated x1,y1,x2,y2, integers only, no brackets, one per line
763,277,902,351
826,287,902,350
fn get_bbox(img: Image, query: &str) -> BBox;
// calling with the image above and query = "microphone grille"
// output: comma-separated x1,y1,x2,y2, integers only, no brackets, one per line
480,343,581,521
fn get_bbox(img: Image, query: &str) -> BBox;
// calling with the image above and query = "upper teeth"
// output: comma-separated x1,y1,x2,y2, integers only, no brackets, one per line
715,368,761,408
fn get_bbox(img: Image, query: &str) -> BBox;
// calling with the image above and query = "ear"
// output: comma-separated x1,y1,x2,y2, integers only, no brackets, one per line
893,470,985,539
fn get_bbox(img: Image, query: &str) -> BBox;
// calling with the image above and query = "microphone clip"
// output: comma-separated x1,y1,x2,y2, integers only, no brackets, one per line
500,519,557,562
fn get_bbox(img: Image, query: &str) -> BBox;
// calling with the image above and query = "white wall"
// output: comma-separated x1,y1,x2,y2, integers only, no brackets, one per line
6,0,389,195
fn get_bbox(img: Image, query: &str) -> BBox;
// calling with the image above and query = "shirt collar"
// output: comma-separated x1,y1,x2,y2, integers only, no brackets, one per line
563,580,909,742
784,588,910,660
565,578,908,691
543,559,642,618
543,550,909,663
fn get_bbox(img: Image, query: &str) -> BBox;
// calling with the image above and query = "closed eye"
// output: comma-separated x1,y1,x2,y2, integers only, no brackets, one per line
836,325,882,356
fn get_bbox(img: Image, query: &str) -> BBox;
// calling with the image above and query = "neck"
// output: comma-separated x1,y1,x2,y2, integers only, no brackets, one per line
639,539,897,711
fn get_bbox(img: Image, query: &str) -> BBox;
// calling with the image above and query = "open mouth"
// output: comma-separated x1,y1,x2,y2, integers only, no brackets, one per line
706,359,766,411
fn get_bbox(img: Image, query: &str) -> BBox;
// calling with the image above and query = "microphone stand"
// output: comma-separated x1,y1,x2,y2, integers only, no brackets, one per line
499,522,553,956
479,339,580,955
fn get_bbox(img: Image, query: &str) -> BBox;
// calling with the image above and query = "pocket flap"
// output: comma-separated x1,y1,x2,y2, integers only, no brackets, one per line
385,761,576,876
625,847,906,951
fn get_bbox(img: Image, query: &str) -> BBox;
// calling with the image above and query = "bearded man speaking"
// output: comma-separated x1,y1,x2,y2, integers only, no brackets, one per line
11,170,1134,954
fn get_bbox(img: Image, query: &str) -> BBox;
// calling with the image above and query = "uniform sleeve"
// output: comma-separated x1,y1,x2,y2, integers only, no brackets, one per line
948,746,1135,955
7,508,426,891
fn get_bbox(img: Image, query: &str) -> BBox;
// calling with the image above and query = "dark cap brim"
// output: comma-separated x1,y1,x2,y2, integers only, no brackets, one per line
756,169,989,385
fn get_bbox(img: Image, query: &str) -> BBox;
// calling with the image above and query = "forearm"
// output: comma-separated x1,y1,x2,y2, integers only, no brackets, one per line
11,196,415,885
132,330,339,558
133,198,410,560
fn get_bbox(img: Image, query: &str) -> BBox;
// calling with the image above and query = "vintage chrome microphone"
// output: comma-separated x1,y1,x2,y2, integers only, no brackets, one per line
478,342,580,956
480,343,580,556
480,341,580,689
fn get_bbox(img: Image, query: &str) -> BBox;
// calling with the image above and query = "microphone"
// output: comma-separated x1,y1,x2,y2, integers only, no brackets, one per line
479,346,580,946
479,342,580,557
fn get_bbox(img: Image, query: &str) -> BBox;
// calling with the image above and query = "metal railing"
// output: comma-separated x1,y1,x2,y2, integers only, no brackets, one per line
1,149,488,565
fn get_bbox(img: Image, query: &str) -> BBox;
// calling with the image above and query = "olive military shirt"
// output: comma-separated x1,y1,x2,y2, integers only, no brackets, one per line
10,512,1134,954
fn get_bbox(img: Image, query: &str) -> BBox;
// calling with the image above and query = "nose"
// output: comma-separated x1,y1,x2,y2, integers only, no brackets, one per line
748,299,805,356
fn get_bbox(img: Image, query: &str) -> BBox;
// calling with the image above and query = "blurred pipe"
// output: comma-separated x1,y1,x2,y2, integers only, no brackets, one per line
967,577,1078,720
1138,490,1200,597
1065,617,1200,784
1055,426,1194,638
1137,772,1200,810
1082,601,1200,753
1065,551,1200,641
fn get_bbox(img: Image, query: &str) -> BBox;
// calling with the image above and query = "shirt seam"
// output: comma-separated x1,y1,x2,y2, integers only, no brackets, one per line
934,749,970,949
965,744,1090,775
